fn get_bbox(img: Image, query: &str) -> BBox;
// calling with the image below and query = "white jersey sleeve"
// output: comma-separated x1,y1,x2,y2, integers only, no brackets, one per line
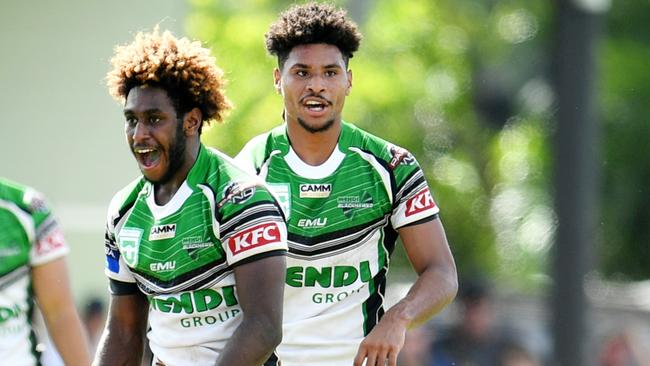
104,192,136,283
388,146,440,229
23,188,69,266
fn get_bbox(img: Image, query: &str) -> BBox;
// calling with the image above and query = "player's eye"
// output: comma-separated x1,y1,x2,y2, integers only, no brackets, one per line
125,117,138,127
149,117,161,124
296,70,308,77
325,70,337,77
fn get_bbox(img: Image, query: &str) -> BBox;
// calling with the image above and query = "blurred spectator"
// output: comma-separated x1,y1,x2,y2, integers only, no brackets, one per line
399,327,435,366
599,328,650,366
430,277,530,366
498,342,540,366
82,297,106,354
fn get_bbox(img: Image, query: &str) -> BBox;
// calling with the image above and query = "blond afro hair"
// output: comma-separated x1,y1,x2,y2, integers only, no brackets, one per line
107,27,231,128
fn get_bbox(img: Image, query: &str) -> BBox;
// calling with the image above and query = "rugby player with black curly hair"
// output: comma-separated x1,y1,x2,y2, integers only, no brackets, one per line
237,3,458,366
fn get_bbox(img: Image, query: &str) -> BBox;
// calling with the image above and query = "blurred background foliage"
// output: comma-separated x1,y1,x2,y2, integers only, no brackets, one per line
188,0,649,288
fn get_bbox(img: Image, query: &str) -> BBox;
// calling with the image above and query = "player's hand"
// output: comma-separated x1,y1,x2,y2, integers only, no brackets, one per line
353,315,407,366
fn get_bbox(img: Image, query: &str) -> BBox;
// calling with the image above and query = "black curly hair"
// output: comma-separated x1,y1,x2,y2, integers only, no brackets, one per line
265,2,362,69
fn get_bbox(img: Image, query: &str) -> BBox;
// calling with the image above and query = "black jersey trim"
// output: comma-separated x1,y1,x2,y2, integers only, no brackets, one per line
395,213,438,229
113,199,137,228
263,352,281,366
27,281,42,366
109,278,140,295
220,206,284,238
393,170,427,210
231,249,287,268
357,148,399,203
129,257,230,295
289,215,385,247
0,264,29,288
362,223,398,335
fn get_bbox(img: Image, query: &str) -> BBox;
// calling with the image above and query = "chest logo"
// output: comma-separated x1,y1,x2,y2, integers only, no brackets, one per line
299,184,332,198
338,192,374,218
297,217,328,228
149,224,176,241
118,228,143,267
150,261,176,272
268,183,291,220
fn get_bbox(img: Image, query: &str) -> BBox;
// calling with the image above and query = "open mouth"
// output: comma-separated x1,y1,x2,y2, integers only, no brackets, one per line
304,100,328,112
133,147,161,169
301,97,331,114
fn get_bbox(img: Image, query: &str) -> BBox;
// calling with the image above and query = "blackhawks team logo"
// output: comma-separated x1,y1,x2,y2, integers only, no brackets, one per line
118,228,143,267
268,183,291,220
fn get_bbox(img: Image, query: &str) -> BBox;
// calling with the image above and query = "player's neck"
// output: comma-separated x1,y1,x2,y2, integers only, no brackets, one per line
287,119,341,166
153,141,200,205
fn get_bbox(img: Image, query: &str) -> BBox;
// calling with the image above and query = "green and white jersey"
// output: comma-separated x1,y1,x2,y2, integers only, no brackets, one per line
0,178,69,366
104,145,287,366
236,121,440,366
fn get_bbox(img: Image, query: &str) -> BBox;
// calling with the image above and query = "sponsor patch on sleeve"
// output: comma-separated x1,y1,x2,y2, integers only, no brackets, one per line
105,246,120,273
217,181,257,208
23,189,49,213
35,227,66,255
105,231,120,273
388,145,416,170
405,188,437,217
228,222,280,256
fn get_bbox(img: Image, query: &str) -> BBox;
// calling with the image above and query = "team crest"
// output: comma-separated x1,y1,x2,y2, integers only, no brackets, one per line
268,183,291,220
118,228,143,267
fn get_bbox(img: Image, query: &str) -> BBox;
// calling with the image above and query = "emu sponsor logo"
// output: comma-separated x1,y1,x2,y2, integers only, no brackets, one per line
228,223,280,255
150,261,176,272
297,217,327,228
149,224,176,240
299,184,332,198
405,188,436,217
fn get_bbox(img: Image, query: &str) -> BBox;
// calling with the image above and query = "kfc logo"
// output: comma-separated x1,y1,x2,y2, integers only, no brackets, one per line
405,188,436,217
36,228,66,255
228,223,280,255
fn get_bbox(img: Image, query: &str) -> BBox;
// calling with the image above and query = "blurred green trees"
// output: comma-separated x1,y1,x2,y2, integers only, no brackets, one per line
188,0,650,285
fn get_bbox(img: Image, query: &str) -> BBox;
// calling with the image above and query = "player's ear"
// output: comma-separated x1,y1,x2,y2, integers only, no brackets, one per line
274,68,282,94
346,69,352,96
183,108,202,136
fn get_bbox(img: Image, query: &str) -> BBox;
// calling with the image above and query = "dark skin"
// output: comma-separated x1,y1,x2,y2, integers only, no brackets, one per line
215,256,286,365
93,291,149,365
94,86,285,366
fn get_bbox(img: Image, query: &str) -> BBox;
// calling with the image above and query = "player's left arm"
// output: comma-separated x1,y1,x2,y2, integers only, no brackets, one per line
354,217,457,366
214,254,286,366
33,256,92,366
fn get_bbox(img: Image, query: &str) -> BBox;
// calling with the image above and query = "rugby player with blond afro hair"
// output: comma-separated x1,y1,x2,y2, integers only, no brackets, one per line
95,28,288,366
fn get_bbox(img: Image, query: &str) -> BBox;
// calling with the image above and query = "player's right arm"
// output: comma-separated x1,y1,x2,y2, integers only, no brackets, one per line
93,289,149,366
94,187,149,365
